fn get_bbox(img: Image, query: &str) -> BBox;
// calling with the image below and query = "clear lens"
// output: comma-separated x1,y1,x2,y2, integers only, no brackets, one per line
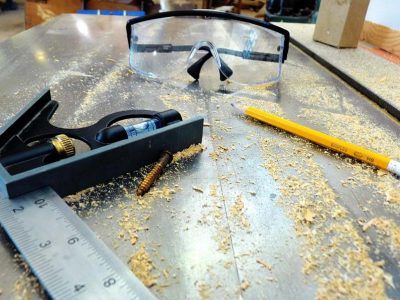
129,16,284,85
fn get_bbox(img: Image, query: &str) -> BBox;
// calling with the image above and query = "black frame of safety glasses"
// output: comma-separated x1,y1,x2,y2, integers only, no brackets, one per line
126,9,290,62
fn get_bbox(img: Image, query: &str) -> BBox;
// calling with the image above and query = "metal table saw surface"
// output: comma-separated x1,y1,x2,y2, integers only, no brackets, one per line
0,14,399,299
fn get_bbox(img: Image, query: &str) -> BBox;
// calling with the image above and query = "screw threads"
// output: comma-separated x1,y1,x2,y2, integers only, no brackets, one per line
136,151,173,196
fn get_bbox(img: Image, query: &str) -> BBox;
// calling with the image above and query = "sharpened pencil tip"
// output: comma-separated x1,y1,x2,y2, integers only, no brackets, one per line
231,103,244,115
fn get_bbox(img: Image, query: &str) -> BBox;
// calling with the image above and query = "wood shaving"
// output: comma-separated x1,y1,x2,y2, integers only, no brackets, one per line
162,269,169,279
217,227,232,254
240,279,250,291
256,259,272,270
128,244,158,288
192,186,204,193
197,282,211,300
303,208,316,224
172,144,205,163
360,218,400,257
230,195,251,231
266,277,278,282
383,272,395,289
385,189,400,205
209,144,231,161
224,260,233,269
118,211,141,245
209,184,218,197
377,169,388,177
64,187,95,203
146,186,177,203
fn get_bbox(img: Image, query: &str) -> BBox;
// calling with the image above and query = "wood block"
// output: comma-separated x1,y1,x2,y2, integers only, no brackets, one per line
86,0,140,10
25,0,83,29
361,21,400,57
313,0,370,48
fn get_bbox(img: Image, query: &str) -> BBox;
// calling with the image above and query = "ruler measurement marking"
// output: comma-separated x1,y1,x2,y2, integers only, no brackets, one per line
0,187,156,300
42,276,64,289
52,284,72,296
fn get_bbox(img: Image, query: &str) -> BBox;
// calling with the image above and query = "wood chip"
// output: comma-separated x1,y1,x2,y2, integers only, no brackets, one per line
197,282,211,300
383,272,395,288
386,189,400,204
192,186,204,193
240,279,250,291
303,208,316,224
256,259,272,270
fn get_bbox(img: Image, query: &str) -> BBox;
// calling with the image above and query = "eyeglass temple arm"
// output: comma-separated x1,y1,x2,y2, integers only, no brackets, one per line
187,50,233,81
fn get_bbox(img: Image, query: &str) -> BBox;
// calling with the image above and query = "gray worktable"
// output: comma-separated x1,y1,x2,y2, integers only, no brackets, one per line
0,14,399,299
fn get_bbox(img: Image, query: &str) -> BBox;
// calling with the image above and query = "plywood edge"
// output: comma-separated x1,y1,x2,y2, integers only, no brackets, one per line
361,20,400,56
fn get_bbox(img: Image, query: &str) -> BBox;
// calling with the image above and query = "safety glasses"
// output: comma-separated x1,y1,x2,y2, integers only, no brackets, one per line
126,10,290,87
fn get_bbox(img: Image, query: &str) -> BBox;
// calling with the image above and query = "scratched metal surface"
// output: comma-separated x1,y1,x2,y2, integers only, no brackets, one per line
0,14,399,299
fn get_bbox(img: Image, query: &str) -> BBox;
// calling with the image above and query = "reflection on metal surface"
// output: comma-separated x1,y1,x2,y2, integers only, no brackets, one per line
34,50,47,62
76,20,90,37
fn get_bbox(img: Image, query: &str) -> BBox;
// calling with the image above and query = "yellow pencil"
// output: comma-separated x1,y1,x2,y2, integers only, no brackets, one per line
234,104,400,177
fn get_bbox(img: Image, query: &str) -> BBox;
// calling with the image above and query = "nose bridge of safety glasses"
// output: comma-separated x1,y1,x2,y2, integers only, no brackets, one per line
186,41,233,81
188,41,222,67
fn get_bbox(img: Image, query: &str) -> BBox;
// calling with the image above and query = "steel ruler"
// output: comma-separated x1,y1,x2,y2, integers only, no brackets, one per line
0,186,156,300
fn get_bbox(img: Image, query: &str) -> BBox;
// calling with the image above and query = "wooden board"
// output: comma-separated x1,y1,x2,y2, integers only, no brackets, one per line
361,21,400,57
25,0,83,29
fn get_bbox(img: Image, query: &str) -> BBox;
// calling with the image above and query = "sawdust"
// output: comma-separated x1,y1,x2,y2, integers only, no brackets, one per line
297,107,400,221
259,134,389,299
19,40,396,299
216,227,232,254
64,187,95,203
386,189,400,205
145,186,177,203
118,211,143,246
278,23,400,110
128,244,158,288
159,93,194,109
303,208,317,224
223,260,233,269
209,184,218,197
72,64,126,124
234,96,285,117
12,254,43,300
230,195,251,231
361,217,400,259
204,183,234,256
197,281,211,300
172,144,205,163
209,145,230,161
